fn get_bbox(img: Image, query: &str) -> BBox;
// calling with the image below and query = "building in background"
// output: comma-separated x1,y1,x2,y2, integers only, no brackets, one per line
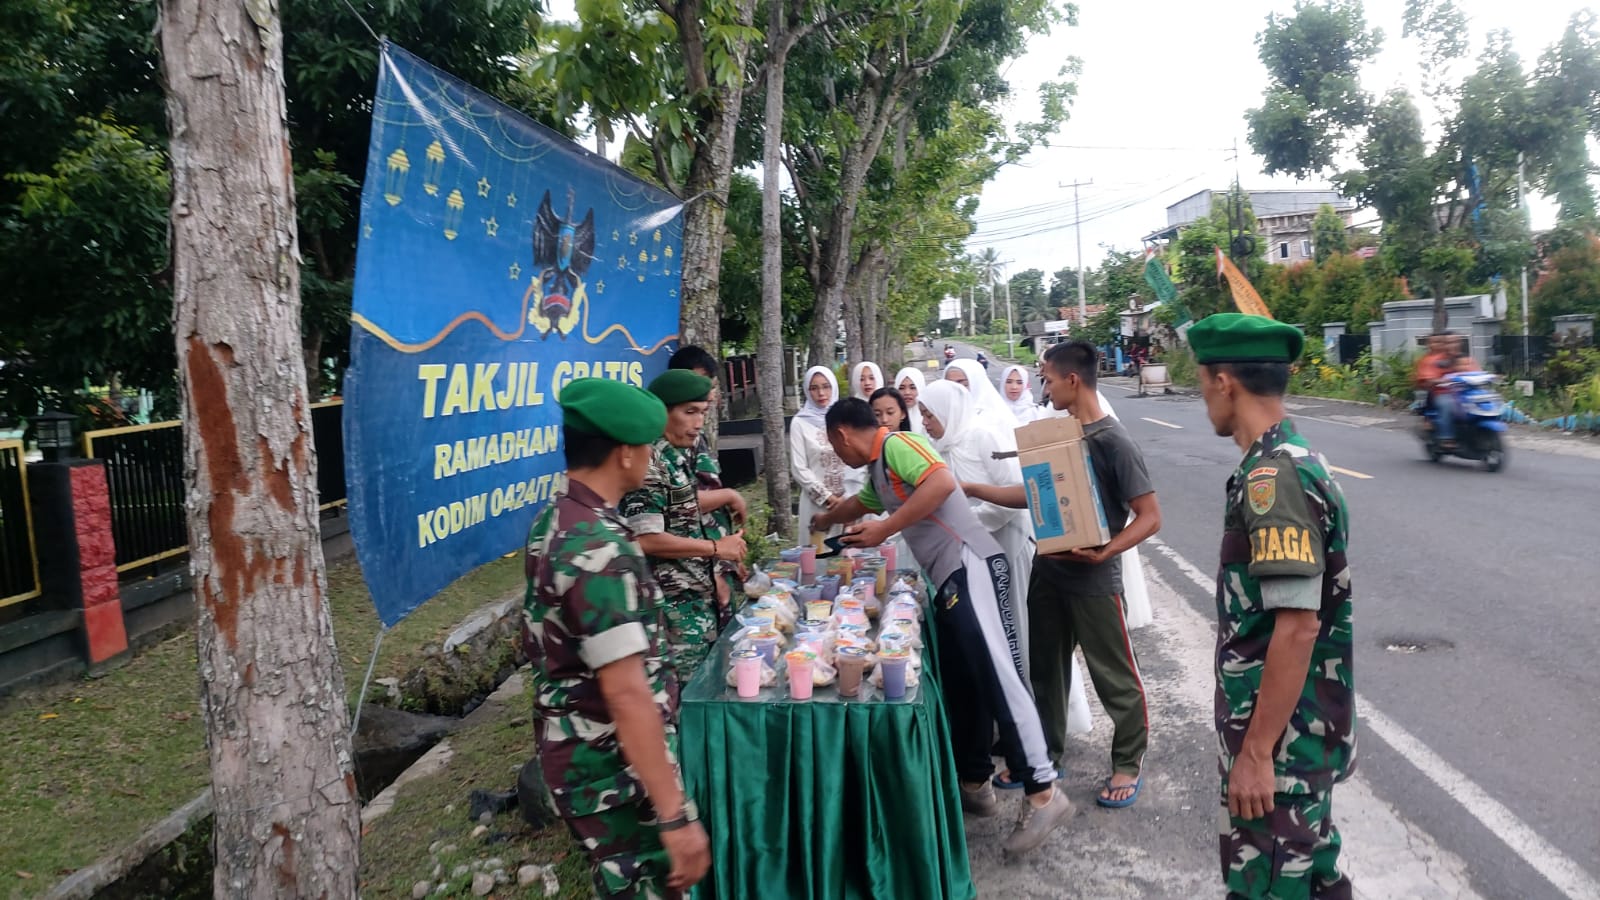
1142,188,1355,266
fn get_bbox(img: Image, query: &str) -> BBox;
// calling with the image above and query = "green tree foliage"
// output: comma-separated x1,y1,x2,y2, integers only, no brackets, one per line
1249,2,1600,332
1246,0,1382,179
0,119,171,422
1312,203,1348,261
0,0,549,421
1531,239,1600,334
1304,252,1371,327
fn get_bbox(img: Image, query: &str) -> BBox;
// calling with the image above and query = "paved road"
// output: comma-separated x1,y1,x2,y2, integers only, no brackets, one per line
923,343,1600,899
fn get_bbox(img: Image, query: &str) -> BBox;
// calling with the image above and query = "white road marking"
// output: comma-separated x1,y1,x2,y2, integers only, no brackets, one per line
1328,464,1374,481
1141,417,1183,430
1146,537,1600,900
1293,413,1363,429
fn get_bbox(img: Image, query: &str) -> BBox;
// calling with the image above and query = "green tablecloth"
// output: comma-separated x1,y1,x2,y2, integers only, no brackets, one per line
678,616,976,900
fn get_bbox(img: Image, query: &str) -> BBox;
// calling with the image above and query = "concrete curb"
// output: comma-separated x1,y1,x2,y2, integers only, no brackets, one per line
44,587,527,898
361,668,529,827
45,790,213,900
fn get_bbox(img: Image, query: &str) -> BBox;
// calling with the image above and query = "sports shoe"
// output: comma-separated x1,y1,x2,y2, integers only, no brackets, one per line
1003,785,1072,855
959,780,999,818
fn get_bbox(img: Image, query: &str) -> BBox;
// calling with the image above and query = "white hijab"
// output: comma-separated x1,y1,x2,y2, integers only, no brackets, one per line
893,367,927,433
920,379,1018,473
944,358,1012,424
1000,364,1042,424
851,361,885,401
795,365,838,430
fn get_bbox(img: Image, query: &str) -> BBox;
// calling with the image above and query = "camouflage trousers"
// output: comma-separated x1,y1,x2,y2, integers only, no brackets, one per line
563,802,681,899
1219,787,1352,900
662,590,718,683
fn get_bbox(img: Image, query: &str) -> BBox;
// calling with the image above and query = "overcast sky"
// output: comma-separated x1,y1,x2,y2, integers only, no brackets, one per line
972,0,1592,286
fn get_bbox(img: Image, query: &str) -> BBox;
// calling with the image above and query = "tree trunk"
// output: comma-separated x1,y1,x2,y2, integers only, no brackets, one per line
160,2,359,896
677,0,758,371
1430,276,1449,334
302,326,323,400
805,93,904,367
759,3,795,538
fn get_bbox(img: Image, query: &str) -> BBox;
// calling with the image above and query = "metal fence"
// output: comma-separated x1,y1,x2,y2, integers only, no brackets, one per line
83,421,188,572
1492,335,1555,373
1337,334,1371,366
0,441,41,606
723,355,758,420
83,400,348,574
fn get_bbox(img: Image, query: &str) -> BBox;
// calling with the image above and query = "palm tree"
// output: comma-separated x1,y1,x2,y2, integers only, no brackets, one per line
971,248,1005,336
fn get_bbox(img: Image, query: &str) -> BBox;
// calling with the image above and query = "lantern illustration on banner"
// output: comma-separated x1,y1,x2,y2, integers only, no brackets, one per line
443,189,465,240
423,140,445,196
384,148,409,206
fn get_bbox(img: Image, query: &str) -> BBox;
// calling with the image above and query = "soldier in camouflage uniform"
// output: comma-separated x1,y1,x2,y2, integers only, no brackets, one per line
621,370,747,684
1190,314,1356,900
525,378,708,898
669,346,746,627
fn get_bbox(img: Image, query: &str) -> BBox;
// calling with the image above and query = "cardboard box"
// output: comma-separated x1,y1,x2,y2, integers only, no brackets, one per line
1013,416,1111,554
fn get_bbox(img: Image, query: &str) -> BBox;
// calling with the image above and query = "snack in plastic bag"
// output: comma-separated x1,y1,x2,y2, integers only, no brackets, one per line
744,570,774,598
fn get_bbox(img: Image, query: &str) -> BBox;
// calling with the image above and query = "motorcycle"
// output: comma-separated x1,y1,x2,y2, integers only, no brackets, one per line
1414,371,1508,472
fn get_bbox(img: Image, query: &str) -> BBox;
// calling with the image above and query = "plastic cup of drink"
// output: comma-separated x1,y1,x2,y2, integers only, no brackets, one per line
817,575,842,602
779,547,804,564
799,545,817,582
797,584,823,604
751,632,782,666
786,651,816,700
882,543,898,572
879,651,910,700
732,649,761,698
836,647,868,697
810,531,828,554
805,600,832,621
851,578,876,604
797,617,829,636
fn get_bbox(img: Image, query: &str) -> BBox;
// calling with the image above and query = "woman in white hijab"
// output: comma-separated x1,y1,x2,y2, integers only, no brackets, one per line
892,366,926,433
1001,364,1044,425
1039,387,1153,630
850,361,884,401
789,366,862,539
943,358,1013,425
919,380,1093,742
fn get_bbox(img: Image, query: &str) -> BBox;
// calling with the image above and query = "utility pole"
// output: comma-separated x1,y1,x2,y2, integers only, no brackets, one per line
1518,152,1530,367
1066,180,1092,327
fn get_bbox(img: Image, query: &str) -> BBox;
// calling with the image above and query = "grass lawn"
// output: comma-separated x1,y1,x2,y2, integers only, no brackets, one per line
0,553,523,898
357,693,590,899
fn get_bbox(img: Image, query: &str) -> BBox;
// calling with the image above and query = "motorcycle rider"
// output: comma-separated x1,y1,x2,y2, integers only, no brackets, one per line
1414,333,1466,448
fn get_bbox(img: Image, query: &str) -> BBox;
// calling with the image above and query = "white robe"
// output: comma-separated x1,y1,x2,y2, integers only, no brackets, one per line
921,380,1092,735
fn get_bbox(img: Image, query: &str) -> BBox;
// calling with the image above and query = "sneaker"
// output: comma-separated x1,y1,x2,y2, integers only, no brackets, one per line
959,781,999,818
1003,785,1072,855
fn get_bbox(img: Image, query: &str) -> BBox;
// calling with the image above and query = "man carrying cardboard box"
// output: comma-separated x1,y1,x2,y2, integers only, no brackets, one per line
810,398,1072,856
966,340,1162,808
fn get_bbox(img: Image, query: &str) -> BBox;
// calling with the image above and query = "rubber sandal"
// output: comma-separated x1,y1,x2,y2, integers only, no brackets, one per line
991,771,1025,790
1096,776,1141,809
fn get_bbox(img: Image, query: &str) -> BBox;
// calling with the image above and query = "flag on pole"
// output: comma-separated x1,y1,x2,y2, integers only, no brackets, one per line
1215,247,1273,319
1143,248,1178,304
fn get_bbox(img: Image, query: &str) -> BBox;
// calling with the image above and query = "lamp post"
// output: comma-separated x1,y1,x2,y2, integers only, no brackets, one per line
31,410,77,463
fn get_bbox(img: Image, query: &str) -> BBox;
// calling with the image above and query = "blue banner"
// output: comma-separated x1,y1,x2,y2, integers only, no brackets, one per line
345,44,683,625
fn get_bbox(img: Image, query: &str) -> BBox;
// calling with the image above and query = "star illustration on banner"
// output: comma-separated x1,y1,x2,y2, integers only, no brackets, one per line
628,231,638,245
362,224,373,239
617,255,627,269
477,177,492,198
506,192,518,208
595,280,606,294
509,261,522,280
485,216,499,237
612,229,621,241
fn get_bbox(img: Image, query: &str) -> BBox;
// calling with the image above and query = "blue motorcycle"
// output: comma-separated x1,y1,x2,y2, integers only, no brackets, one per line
1414,371,1508,472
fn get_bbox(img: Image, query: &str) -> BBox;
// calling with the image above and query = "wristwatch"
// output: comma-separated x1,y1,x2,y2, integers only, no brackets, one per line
657,799,699,832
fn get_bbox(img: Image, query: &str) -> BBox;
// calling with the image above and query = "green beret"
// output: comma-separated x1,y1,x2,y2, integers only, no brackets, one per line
1187,313,1304,364
647,369,712,407
561,378,666,445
